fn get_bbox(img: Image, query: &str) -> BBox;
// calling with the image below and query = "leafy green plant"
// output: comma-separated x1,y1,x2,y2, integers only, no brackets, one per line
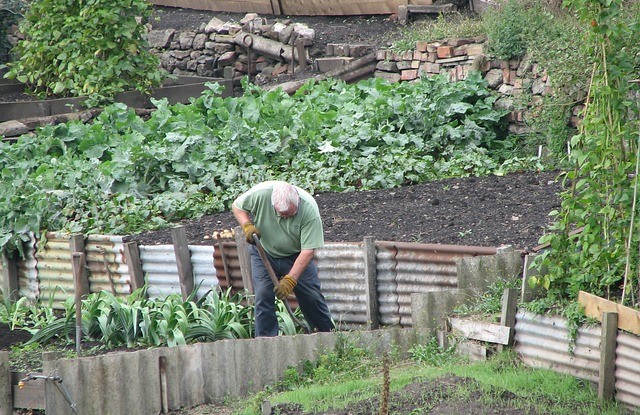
482,0,530,60
26,287,256,348
0,74,512,256
454,276,520,319
409,337,460,367
4,0,167,106
532,0,640,304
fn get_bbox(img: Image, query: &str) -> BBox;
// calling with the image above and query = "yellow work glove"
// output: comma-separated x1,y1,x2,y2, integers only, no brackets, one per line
275,275,297,300
242,222,260,244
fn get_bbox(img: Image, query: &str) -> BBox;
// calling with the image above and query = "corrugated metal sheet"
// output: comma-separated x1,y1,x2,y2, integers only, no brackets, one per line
85,234,131,296
615,331,640,409
35,233,75,307
316,242,368,327
17,233,38,303
189,245,219,297
376,241,497,327
514,310,600,383
139,244,217,299
213,241,244,294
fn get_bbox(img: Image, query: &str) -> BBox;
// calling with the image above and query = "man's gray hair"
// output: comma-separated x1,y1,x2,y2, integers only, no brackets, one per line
271,182,299,211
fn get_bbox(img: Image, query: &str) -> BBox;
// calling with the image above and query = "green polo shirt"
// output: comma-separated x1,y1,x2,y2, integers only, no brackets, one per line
233,181,324,258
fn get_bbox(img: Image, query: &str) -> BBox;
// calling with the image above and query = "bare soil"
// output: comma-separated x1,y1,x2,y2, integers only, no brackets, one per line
125,170,562,253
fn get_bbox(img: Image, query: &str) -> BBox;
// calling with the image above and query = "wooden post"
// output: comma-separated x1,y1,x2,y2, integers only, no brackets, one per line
159,355,168,413
499,288,519,350
123,242,145,294
398,5,409,25
0,351,11,415
1,250,18,302
71,253,84,356
171,226,194,300
234,226,253,296
42,351,60,415
69,234,89,296
598,311,618,402
295,39,308,71
363,236,379,330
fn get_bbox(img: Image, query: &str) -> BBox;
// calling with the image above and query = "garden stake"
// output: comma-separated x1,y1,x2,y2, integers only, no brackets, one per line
251,234,311,334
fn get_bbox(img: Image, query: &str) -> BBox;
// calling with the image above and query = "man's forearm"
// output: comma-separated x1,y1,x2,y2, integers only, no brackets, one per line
232,204,251,226
288,249,315,280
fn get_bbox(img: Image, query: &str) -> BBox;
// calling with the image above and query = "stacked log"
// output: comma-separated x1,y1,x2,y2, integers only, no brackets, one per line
147,13,316,85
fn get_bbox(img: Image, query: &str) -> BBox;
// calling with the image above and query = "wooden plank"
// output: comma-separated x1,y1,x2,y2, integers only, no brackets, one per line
449,317,512,345
578,291,640,335
0,353,10,415
148,0,274,14
280,0,406,15
363,236,379,330
124,242,145,293
69,234,90,297
171,226,195,300
12,385,45,410
598,311,617,402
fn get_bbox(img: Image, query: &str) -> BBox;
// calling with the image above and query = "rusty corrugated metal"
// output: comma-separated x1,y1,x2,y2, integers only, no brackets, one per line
85,234,131,297
316,242,368,327
213,240,245,294
139,244,217,299
514,310,600,383
376,241,497,327
615,331,640,409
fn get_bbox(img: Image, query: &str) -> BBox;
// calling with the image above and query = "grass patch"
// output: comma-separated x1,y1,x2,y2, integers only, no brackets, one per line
235,350,629,415
392,12,485,52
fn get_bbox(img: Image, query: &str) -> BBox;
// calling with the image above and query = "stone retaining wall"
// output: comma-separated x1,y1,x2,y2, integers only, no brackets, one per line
374,38,581,134
147,15,581,134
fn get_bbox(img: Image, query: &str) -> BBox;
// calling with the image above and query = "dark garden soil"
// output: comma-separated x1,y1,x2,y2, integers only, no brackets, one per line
0,323,31,350
125,170,563,253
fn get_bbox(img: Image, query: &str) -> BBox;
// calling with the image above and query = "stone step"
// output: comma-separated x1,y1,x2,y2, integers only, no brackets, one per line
315,57,355,73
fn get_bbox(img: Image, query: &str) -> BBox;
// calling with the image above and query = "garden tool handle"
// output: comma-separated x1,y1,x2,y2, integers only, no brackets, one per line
251,233,311,334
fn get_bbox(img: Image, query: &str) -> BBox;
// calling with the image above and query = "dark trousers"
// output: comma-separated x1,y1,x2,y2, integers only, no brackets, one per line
249,245,335,337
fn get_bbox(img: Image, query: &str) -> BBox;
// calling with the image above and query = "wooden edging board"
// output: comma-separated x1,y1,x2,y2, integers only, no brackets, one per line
578,290,640,335
448,317,512,345
0,76,232,123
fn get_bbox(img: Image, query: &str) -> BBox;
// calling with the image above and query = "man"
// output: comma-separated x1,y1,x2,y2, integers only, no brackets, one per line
232,181,335,337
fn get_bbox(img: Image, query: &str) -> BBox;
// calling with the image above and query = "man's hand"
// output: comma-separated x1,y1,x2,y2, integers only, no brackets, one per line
275,275,297,300
242,222,260,244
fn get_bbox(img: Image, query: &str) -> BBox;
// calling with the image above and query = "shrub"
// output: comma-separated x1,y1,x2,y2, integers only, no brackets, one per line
482,0,530,60
4,0,167,107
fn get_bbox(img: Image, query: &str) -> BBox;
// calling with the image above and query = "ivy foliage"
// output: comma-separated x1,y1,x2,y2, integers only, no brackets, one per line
533,0,640,304
0,74,531,256
4,0,166,107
